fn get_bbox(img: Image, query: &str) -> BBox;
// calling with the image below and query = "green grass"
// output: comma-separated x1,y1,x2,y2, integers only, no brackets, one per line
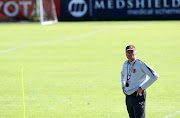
0,21,179,118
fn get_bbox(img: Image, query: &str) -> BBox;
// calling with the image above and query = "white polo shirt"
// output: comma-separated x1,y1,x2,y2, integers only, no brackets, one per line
121,59,159,95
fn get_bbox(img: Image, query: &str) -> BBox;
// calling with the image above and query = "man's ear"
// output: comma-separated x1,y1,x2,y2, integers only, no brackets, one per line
135,51,137,55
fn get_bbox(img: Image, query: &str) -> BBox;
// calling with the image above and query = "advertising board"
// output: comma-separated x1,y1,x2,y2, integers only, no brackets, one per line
60,0,180,20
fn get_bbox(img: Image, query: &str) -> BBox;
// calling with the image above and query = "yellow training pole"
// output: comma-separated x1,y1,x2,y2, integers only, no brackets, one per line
20,66,25,118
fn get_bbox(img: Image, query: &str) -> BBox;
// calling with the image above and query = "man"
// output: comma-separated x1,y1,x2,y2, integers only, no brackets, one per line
121,45,159,118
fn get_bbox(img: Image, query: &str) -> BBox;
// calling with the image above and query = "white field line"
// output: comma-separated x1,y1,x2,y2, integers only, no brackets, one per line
163,111,180,118
0,29,106,54
0,22,150,54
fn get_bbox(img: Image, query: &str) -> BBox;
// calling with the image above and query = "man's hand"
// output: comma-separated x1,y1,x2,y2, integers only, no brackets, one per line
122,87,126,95
136,87,143,96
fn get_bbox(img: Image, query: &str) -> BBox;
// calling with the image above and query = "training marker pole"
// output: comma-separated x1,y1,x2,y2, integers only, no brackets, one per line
21,66,25,118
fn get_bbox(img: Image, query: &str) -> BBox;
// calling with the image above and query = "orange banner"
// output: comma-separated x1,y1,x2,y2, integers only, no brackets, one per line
0,0,35,20
0,0,60,20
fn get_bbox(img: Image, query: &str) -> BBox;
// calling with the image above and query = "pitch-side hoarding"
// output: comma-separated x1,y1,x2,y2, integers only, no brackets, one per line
0,0,60,21
60,0,180,20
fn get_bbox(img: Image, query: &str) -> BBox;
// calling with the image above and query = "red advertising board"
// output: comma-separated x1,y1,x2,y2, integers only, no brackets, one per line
0,0,35,20
54,0,60,18
0,0,60,20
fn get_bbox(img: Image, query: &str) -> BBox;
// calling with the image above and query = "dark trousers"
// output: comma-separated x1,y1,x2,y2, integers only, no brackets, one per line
126,90,146,118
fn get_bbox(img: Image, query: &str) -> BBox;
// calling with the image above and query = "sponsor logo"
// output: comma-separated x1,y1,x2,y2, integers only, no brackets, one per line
68,0,88,17
0,0,34,17
139,101,144,105
133,69,136,73
93,0,180,15
94,0,180,10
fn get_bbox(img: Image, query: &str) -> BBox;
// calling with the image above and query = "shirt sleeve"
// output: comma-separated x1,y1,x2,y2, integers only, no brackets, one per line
121,64,125,88
139,62,159,90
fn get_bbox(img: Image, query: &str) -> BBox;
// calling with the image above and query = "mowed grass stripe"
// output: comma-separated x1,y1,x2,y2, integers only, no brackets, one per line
0,22,150,54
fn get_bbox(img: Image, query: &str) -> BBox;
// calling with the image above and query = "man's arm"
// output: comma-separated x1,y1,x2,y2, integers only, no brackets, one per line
136,62,159,96
121,64,126,95
138,62,159,91
122,87,126,95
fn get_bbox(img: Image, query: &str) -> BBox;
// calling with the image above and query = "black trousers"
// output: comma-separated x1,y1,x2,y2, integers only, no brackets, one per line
126,90,146,118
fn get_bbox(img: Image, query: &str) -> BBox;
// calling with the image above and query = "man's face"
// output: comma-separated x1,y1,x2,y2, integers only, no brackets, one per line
126,50,137,61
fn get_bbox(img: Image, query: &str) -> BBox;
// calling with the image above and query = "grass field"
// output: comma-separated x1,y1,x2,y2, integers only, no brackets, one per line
0,21,179,118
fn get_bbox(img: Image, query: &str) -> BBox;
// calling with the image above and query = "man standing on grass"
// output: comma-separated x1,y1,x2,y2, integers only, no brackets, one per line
121,45,159,118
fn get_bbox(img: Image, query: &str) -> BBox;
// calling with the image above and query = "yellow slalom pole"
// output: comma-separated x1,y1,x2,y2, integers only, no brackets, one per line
20,66,25,118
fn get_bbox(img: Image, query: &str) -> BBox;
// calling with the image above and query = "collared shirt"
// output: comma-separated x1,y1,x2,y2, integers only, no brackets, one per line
121,59,159,95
